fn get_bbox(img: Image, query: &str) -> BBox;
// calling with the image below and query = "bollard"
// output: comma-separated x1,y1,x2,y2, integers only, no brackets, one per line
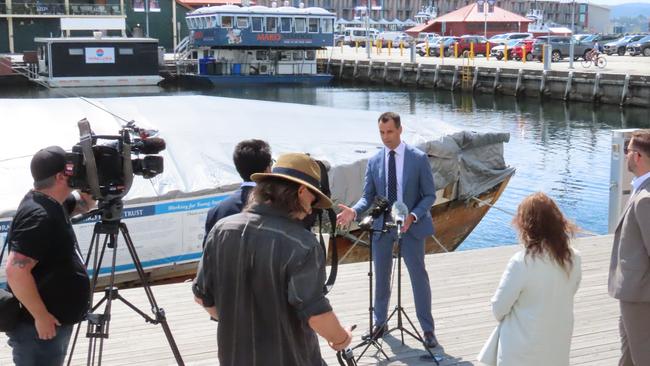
388,40,392,56
454,43,458,58
504,44,508,61
440,40,445,61
425,40,429,57
470,42,474,59
400,41,404,56
486,42,491,61
355,40,358,53
522,46,526,63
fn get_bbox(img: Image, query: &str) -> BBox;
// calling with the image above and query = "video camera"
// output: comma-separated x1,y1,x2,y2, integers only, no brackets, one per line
64,119,165,221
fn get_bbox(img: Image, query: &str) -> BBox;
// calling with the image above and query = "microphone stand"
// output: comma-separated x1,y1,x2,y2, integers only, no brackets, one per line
384,218,439,364
351,215,390,362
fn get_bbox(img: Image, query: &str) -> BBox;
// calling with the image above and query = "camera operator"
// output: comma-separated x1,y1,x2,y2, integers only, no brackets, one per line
5,146,94,366
203,139,272,247
193,153,352,366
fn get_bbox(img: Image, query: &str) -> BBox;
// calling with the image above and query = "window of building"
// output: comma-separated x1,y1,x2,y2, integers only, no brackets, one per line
308,18,319,33
579,14,585,23
221,15,233,28
294,17,306,33
281,17,292,32
236,17,249,28
266,17,277,32
252,17,263,32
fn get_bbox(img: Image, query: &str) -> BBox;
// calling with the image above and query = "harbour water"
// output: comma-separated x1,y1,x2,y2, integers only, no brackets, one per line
3,84,648,250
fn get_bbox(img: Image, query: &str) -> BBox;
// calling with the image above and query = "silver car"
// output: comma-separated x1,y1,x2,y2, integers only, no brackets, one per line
603,35,645,56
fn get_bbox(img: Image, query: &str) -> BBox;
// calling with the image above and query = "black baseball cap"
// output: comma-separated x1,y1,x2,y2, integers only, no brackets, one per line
30,146,66,182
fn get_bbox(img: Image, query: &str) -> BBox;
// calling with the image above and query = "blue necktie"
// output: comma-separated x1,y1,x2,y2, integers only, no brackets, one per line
387,150,397,205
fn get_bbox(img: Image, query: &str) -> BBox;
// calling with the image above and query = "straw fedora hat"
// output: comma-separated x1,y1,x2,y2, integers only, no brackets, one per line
251,153,333,209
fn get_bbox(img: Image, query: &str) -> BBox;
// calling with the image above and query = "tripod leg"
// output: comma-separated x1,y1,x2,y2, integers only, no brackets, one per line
119,224,185,366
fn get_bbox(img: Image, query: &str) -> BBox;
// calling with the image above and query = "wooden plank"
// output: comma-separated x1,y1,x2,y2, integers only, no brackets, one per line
0,235,621,365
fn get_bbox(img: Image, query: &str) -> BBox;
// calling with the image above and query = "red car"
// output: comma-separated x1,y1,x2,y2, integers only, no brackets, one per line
454,35,492,56
509,39,535,61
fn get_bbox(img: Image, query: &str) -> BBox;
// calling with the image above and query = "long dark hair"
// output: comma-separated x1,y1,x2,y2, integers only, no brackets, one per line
512,192,577,273
249,177,306,217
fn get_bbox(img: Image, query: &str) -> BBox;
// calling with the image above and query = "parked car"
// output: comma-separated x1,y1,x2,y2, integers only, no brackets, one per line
429,36,461,56
487,32,532,45
509,39,535,61
416,35,441,56
490,39,520,60
378,31,414,47
455,35,491,56
627,35,650,56
603,35,645,56
580,34,621,52
343,27,379,46
532,36,591,62
416,32,439,43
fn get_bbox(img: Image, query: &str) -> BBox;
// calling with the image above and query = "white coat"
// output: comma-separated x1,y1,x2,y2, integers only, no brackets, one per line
477,248,582,366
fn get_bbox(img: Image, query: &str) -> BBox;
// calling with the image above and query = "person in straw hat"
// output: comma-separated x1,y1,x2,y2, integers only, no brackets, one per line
193,153,353,366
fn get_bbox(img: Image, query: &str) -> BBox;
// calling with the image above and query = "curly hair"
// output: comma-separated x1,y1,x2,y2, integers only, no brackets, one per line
512,192,577,274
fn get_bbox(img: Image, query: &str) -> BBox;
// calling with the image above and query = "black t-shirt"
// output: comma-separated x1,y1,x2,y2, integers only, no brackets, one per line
8,190,90,325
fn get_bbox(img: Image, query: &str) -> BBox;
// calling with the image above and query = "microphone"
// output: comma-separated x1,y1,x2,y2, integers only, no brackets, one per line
369,196,389,219
132,137,166,154
391,202,409,225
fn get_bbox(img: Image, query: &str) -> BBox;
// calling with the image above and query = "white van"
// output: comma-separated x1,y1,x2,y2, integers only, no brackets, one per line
343,27,379,46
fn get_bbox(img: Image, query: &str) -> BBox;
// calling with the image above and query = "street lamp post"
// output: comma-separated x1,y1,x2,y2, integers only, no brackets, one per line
569,0,575,69
366,0,371,59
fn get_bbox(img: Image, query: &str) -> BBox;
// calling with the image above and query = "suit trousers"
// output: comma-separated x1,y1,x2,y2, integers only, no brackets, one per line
372,228,434,332
618,300,650,366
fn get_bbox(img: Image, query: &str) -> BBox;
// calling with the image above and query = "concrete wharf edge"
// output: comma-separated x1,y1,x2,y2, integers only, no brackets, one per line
318,48,650,109
0,234,620,365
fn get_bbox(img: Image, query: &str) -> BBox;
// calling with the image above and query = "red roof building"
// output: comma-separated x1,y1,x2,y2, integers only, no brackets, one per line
407,3,532,38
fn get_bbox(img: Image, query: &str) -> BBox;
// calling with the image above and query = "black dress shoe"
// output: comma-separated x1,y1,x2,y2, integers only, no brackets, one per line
362,324,387,341
423,331,438,348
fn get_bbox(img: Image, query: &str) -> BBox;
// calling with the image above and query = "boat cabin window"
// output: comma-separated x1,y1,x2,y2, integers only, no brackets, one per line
206,17,214,28
236,16,249,28
305,50,316,60
212,16,219,27
256,50,268,60
252,16,263,32
279,51,290,61
292,50,304,60
280,17,292,33
200,17,208,29
294,17,306,33
308,18,318,33
119,48,134,55
68,48,83,56
221,15,233,28
186,18,192,29
321,18,333,33
266,17,277,32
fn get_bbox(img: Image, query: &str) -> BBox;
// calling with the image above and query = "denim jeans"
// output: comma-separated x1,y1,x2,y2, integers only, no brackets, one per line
6,321,73,366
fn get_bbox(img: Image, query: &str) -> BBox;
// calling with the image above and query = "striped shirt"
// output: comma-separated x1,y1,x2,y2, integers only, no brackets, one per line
193,203,332,366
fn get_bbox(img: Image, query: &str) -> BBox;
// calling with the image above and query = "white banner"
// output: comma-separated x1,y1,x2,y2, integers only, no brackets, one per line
85,47,115,64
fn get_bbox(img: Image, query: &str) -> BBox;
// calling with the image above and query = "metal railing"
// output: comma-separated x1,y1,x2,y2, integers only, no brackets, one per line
183,60,319,77
0,2,122,15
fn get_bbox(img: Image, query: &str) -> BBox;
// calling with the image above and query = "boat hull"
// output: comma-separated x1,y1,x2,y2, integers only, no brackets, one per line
182,73,333,86
328,173,513,264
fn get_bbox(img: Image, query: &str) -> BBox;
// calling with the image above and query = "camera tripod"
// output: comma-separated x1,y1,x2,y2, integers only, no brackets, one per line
384,226,438,365
67,207,184,366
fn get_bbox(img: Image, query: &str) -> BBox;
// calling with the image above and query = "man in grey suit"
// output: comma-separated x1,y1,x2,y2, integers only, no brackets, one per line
609,129,650,366
337,112,438,348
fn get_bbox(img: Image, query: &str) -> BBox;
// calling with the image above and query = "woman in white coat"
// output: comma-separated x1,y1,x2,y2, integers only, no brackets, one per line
478,192,582,366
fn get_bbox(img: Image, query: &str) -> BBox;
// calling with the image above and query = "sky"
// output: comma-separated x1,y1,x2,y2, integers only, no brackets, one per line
592,0,650,5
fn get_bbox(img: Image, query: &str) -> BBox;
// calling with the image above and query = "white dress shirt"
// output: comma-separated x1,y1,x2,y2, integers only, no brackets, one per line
632,171,650,194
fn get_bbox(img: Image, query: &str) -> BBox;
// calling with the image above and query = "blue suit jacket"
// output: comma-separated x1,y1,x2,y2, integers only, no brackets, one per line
352,144,436,240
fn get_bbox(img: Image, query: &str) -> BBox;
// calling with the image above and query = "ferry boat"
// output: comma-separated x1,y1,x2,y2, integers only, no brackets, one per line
178,4,336,86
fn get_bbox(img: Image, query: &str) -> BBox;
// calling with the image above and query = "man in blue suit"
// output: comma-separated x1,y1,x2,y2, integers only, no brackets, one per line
337,112,438,348
204,139,272,246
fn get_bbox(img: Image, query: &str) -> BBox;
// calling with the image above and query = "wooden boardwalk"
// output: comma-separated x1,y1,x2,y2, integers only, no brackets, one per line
0,235,620,365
